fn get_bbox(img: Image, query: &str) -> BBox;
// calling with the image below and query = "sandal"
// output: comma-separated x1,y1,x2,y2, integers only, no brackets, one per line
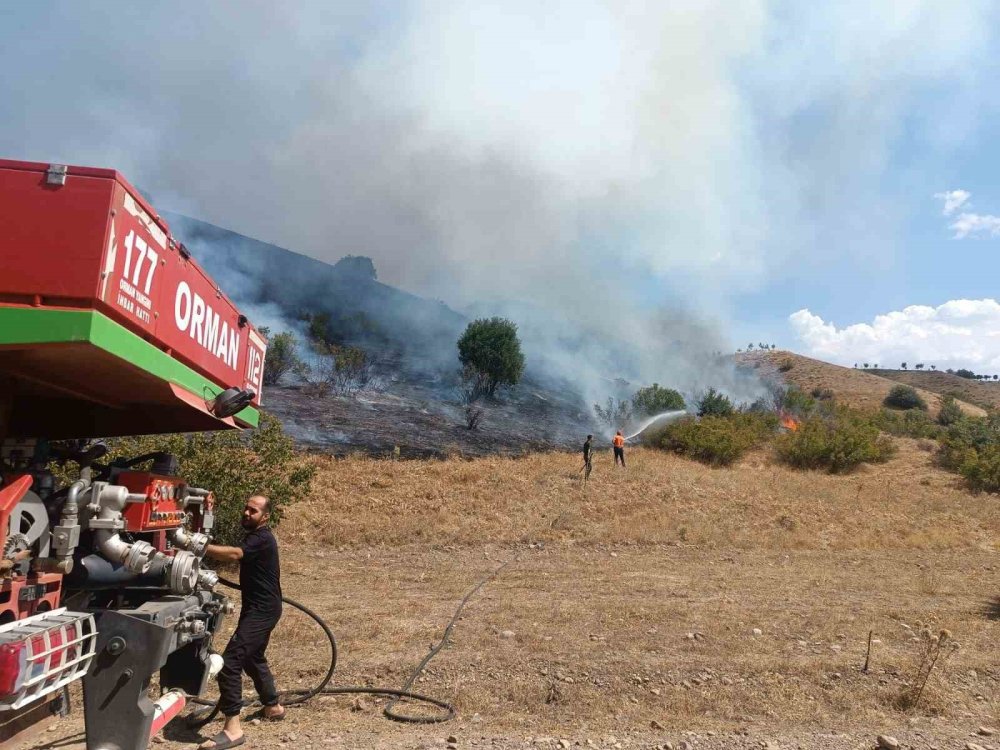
197,730,246,749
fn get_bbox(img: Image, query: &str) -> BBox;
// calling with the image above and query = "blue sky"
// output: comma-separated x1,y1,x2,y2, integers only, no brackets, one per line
2,1,999,373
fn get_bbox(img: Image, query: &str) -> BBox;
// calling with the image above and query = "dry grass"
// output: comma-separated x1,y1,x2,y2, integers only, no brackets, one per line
24,442,1000,749
283,444,998,553
262,444,999,735
738,350,986,417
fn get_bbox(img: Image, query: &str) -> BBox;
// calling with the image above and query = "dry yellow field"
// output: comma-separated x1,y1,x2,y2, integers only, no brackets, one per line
26,445,1000,750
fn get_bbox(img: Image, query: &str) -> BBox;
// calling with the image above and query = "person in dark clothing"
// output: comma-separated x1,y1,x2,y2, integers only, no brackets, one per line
198,496,284,750
581,434,594,481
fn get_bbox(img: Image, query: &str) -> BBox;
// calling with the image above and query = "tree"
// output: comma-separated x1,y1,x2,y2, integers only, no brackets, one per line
930,365,936,370
697,388,734,417
900,362,907,370
457,318,525,398
956,368,976,379
258,328,302,387
915,363,924,370
632,384,686,416
863,363,870,369
883,384,927,411
594,397,632,429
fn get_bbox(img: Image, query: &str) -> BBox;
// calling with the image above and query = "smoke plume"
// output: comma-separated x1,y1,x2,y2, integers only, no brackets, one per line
1,1,994,405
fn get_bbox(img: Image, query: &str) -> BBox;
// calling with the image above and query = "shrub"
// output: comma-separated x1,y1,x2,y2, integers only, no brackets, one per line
883,384,927,411
876,408,941,439
774,409,896,472
657,413,776,466
259,329,302,387
778,359,794,372
810,387,835,401
82,414,315,545
303,311,337,349
457,318,525,397
957,443,1000,492
938,415,1000,493
782,386,817,416
937,396,963,426
631,383,685,416
298,343,378,396
697,388,735,417
955,368,977,380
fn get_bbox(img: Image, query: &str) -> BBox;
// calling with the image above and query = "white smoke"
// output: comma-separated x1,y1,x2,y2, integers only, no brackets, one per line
0,1,995,405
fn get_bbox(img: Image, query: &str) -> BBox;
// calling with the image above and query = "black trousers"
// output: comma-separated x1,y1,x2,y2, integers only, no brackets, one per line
218,609,281,717
614,446,625,466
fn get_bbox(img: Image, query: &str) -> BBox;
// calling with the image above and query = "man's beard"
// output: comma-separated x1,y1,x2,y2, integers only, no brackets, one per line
241,517,257,530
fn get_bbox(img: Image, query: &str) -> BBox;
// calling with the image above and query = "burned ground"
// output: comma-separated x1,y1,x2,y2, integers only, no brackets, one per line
265,374,595,459
26,443,999,750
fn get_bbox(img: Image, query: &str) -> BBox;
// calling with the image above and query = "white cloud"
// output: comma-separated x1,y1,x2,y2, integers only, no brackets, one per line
789,299,1000,372
935,189,970,216
950,212,1000,238
934,189,1000,238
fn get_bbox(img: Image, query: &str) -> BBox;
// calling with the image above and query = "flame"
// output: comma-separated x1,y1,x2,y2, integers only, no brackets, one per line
781,414,800,431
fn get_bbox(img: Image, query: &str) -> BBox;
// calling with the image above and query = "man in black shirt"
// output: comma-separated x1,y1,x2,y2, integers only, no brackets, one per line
581,435,594,481
198,496,284,750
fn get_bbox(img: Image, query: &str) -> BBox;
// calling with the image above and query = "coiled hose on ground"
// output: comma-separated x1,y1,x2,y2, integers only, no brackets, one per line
188,558,514,727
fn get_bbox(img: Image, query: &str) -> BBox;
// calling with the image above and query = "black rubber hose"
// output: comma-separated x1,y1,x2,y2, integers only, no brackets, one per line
187,562,522,726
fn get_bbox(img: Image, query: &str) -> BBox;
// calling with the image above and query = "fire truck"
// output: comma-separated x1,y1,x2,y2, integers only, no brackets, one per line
0,159,267,749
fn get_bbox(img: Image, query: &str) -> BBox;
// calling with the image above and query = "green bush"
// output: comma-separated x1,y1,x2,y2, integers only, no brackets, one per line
939,414,1000,472
774,409,896,472
957,443,1000,492
883,384,927,411
875,408,941,439
938,415,1000,481
696,388,735,417
631,383,685,416
937,395,963,426
810,387,835,401
782,386,817,416
457,317,525,397
657,413,777,466
259,328,303,387
95,414,315,545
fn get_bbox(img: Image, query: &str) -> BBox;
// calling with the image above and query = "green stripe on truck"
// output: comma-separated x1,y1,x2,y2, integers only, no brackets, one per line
0,307,260,428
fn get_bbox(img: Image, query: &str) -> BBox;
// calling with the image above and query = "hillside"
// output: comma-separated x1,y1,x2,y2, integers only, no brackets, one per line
738,350,986,417
28,445,1000,750
167,213,600,454
872,369,1000,411
166,212,468,375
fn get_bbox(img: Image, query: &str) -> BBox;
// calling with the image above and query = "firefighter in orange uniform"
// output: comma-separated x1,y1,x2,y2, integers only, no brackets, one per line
613,430,626,468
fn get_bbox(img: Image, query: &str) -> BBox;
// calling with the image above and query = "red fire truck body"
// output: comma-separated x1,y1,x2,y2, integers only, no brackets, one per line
0,159,267,749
